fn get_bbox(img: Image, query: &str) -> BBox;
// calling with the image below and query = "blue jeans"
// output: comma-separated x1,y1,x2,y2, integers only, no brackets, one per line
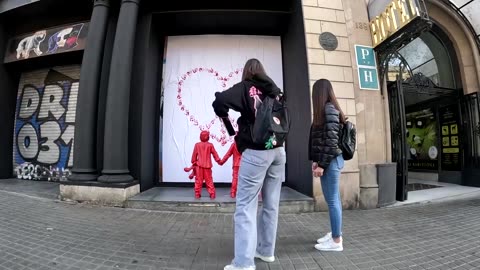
320,155,344,238
232,148,286,268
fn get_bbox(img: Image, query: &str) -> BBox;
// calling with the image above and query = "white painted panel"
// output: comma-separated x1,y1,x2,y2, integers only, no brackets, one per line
161,35,283,183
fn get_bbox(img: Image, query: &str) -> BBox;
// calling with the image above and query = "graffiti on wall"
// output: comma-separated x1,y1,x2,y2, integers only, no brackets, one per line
15,162,71,182
4,22,88,63
46,24,84,54
13,67,80,177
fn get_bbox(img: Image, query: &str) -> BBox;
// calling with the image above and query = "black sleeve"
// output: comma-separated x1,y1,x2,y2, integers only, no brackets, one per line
318,103,341,169
308,124,313,161
212,82,246,117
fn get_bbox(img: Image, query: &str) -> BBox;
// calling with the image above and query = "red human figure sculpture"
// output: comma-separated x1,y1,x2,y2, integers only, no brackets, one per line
190,131,221,199
219,141,242,198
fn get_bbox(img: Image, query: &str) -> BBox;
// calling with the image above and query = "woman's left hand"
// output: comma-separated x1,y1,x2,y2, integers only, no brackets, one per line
313,167,324,178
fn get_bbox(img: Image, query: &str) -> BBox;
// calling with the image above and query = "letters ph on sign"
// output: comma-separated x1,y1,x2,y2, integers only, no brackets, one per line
355,46,376,68
354,45,380,90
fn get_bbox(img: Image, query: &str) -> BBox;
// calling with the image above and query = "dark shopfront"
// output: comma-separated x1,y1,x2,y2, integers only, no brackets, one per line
0,0,314,199
382,23,480,200
368,0,480,202
0,0,92,180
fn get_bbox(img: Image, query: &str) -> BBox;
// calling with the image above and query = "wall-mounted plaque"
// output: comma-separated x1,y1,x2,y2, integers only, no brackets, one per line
319,32,338,51
4,21,89,63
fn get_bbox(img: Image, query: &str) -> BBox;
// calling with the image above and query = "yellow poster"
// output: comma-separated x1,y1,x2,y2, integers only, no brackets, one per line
442,137,450,147
450,124,458,135
451,136,459,146
442,126,449,135
443,148,460,154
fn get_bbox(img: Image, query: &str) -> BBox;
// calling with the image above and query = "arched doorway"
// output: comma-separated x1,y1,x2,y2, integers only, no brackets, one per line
386,24,480,201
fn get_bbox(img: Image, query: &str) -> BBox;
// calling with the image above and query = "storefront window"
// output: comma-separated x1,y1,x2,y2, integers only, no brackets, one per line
397,32,455,89
406,108,439,171
387,30,456,90
387,54,411,82
399,37,436,75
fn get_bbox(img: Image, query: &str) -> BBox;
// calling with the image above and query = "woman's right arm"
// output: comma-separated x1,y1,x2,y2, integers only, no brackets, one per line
309,125,321,172
212,82,246,117
308,124,313,161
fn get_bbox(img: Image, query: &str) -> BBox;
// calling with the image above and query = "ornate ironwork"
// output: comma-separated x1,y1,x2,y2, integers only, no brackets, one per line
377,0,432,92
403,72,437,88
401,73,459,98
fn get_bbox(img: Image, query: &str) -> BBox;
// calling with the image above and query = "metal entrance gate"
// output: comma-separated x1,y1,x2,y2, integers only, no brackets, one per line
462,93,480,187
388,80,408,201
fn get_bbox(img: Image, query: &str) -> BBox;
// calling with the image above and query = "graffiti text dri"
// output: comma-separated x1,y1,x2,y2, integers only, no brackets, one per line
14,70,78,169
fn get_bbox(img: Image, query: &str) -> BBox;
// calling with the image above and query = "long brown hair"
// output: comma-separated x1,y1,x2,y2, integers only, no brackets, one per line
242,58,267,81
312,79,346,126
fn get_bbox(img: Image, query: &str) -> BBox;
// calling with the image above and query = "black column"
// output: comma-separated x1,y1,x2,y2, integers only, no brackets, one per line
69,0,110,182
0,24,18,179
98,0,140,183
282,0,312,196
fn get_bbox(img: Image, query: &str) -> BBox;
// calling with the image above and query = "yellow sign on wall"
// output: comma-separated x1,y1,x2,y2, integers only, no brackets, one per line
450,124,458,135
369,0,420,47
443,148,460,154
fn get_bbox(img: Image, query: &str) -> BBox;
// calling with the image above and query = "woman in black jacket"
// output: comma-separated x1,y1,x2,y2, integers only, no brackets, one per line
213,59,285,270
309,79,346,252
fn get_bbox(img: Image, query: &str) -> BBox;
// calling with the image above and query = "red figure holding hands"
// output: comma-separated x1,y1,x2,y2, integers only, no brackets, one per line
190,131,221,199
220,141,242,198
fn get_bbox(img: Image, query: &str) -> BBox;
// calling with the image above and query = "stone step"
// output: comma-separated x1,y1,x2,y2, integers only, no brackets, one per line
125,187,314,213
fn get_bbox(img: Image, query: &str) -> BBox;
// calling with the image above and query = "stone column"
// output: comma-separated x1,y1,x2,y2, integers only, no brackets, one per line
302,0,361,210
98,0,140,183
69,0,110,182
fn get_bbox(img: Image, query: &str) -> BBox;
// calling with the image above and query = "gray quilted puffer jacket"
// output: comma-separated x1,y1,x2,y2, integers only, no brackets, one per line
309,103,342,169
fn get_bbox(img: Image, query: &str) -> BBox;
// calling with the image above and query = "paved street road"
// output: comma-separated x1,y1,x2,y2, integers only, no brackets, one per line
0,189,479,270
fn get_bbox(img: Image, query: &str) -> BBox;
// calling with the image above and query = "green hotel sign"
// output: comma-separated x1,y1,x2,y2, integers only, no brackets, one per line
354,45,380,91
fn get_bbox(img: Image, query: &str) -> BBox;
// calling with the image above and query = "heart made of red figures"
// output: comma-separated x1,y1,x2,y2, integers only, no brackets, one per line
176,67,242,146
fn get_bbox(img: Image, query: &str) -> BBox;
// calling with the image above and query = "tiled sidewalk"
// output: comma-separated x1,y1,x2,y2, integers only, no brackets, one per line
0,184,479,270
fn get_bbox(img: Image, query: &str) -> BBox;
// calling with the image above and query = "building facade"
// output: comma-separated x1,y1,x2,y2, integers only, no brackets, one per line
0,0,478,209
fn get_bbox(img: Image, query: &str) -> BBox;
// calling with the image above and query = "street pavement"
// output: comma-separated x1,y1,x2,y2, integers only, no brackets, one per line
0,185,479,270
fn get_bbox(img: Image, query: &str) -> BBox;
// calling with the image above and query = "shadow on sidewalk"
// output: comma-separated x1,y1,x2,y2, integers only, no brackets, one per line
0,178,59,200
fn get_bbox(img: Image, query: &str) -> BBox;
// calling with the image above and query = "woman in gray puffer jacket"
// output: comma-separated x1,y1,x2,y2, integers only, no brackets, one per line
309,79,346,252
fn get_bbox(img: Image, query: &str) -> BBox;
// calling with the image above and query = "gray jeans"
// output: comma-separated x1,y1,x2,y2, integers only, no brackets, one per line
232,147,286,267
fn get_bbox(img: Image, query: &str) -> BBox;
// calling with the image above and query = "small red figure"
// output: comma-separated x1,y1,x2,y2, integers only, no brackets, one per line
183,162,197,179
219,141,242,198
190,131,221,199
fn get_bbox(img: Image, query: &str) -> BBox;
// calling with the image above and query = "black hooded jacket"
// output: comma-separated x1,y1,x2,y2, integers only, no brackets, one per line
309,103,343,169
212,74,281,152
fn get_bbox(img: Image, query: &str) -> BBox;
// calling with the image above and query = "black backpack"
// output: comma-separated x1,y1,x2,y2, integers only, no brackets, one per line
339,121,356,160
252,95,291,149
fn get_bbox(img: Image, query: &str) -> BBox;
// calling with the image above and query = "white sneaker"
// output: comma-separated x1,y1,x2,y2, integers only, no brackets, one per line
314,238,343,252
255,252,275,263
316,232,332,244
224,264,255,270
